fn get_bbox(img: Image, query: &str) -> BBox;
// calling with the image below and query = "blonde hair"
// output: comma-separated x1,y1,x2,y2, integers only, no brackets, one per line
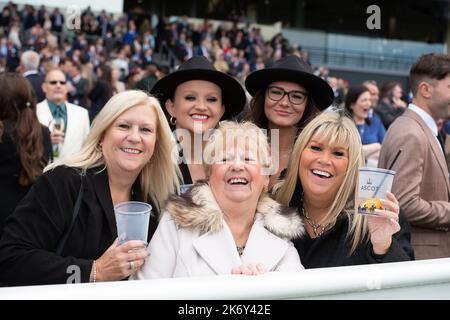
273,108,368,254
203,121,272,179
46,90,181,212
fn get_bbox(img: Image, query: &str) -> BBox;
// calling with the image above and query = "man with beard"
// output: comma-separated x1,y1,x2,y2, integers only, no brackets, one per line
379,53,450,260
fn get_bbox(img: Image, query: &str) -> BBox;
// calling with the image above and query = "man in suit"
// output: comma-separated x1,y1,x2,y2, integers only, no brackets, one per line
37,68,90,160
19,50,45,102
379,53,450,260
62,59,89,108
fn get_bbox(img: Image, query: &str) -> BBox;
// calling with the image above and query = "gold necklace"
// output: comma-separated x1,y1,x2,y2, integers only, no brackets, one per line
302,207,329,237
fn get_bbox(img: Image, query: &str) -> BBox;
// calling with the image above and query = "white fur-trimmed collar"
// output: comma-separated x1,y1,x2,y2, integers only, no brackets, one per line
165,181,304,240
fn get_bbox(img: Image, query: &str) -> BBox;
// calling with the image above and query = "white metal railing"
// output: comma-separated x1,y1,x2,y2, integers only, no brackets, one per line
1,258,450,299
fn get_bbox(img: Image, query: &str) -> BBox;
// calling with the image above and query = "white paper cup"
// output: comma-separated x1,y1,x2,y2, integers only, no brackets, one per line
357,167,395,215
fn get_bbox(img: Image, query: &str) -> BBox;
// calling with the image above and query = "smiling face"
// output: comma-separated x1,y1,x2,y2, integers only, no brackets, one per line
264,81,308,128
351,91,371,122
102,103,157,179
165,80,225,134
299,134,349,204
42,69,68,105
209,145,268,205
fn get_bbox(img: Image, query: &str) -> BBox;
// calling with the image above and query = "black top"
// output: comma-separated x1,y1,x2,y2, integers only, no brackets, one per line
24,72,45,103
294,212,414,269
0,166,158,286
0,123,52,235
177,142,193,185
179,162,193,185
289,180,415,269
374,101,405,129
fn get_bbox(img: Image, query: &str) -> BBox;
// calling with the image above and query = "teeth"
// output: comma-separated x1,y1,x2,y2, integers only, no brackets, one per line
122,148,141,154
229,178,248,185
312,169,331,178
191,114,208,120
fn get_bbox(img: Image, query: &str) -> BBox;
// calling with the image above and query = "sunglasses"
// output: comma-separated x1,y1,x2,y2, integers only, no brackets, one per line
47,80,67,85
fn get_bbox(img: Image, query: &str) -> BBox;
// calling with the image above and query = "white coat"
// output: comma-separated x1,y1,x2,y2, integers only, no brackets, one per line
36,99,90,159
132,182,305,280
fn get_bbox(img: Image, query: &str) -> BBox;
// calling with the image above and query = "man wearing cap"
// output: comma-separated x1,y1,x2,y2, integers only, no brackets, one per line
379,53,450,259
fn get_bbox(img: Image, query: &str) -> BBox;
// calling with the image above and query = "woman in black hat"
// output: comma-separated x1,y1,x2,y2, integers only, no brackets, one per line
150,56,246,187
245,55,334,187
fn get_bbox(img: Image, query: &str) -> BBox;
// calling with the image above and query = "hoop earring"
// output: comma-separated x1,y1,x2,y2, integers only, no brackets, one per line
169,116,176,126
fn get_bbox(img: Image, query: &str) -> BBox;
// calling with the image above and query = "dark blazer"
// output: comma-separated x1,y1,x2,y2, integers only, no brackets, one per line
24,72,45,103
0,123,51,235
88,81,113,121
288,180,414,269
0,166,158,286
69,77,89,108
374,100,405,129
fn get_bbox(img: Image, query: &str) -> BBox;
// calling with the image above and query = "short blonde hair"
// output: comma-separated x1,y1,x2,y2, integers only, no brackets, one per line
46,90,180,212
203,121,272,179
273,108,367,253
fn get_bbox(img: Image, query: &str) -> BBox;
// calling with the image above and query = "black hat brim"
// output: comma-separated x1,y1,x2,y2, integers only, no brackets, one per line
245,69,334,110
150,69,246,120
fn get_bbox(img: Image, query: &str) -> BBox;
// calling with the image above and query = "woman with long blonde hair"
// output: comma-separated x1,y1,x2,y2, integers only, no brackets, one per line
273,108,414,268
0,90,181,286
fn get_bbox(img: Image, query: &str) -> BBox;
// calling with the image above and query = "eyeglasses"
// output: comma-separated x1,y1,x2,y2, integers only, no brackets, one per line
267,86,308,105
47,80,67,85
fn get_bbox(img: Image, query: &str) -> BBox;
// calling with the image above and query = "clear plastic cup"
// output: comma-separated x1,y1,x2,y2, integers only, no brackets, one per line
114,201,151,244
357,167,395,216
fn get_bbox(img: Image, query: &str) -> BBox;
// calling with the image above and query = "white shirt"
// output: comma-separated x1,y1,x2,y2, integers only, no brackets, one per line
408,103,444,154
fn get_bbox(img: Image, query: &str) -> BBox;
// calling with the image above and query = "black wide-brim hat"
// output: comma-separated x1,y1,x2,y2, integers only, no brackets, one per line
245,55,334,110
150,56,246,120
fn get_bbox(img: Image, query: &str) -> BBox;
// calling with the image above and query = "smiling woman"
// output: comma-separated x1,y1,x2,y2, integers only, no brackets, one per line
150,56,247,185
0,90,181,286
272,108,414,269
131,121,305,280
244,55,334,188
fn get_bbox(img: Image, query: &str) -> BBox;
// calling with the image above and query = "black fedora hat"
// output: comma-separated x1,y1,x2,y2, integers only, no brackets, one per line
245,55,334,110
150,56,246,120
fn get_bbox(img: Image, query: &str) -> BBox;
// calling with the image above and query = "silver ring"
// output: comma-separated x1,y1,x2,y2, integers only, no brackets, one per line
129,261,135,270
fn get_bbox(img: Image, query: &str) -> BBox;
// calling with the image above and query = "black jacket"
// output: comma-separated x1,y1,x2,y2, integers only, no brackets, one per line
289,180,415,269
25,72,46,103
374,100,405,129
0,166,158,286
0,123,51,235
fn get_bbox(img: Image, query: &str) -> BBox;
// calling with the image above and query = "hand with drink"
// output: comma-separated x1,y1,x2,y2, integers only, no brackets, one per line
50,118,65,158
50,118,65,144
366,191,401,255
92,238,148,281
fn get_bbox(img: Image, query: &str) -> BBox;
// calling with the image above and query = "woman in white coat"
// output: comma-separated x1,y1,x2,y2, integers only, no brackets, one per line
132,121,304,279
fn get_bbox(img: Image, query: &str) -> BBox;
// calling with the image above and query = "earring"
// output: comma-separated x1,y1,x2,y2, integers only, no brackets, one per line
169,116,176,126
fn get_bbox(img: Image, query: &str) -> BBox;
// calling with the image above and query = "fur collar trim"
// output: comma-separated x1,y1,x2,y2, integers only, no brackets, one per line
165,181,304,240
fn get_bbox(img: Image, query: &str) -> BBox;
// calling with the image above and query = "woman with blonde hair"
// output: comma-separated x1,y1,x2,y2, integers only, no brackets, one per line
0,90,180,286
133,121,304,279
273,108,414,268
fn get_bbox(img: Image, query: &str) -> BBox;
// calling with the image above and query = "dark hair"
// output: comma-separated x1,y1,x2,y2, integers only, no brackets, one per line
245,86,319,132
97,64,114,97
0,73,45,186
344,85,371,125
409,53,450,96
379,80,401,100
